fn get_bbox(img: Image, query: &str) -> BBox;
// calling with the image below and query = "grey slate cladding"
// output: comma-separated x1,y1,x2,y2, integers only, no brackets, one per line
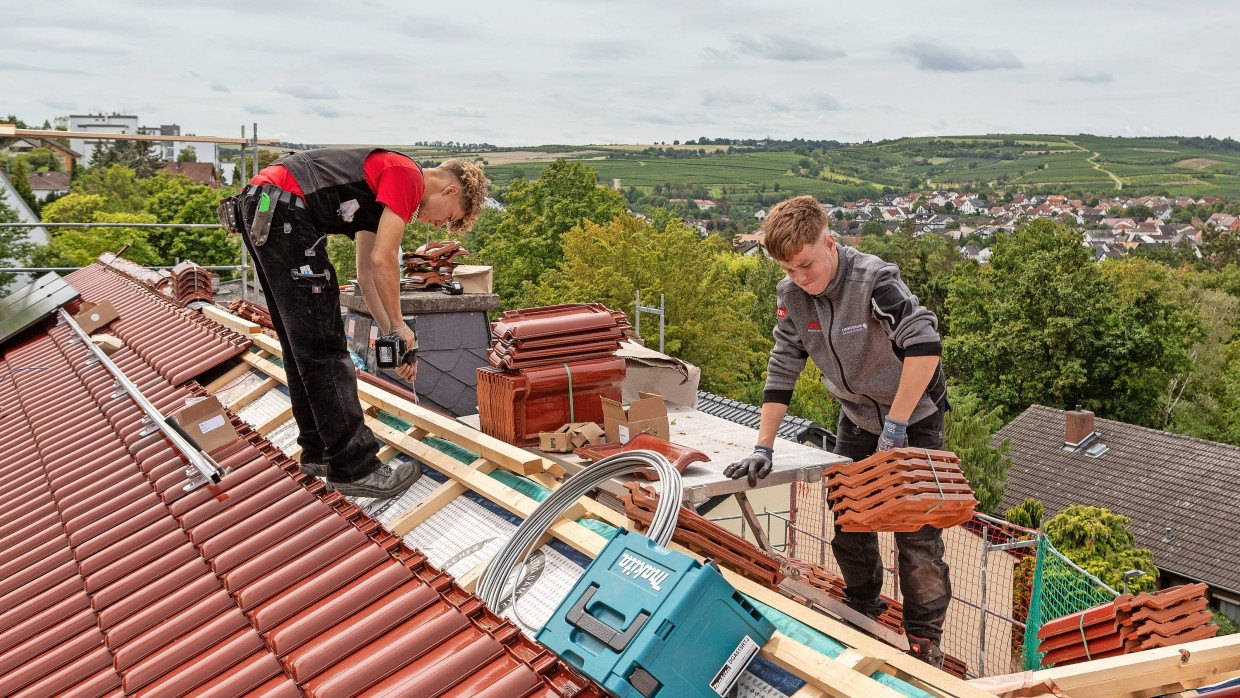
996,404,1240,594
347,309,490,417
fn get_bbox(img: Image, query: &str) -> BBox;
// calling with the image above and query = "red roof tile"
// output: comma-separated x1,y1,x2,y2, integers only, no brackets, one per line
0,261,603,697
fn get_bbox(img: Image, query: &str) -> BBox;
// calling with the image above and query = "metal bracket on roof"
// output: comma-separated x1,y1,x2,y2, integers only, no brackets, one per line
139,415,159,438
85,355,99,366
59,308,223,487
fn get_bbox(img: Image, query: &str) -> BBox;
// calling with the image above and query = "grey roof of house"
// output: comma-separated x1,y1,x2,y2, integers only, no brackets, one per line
996,404,1240,593
694,391,833,448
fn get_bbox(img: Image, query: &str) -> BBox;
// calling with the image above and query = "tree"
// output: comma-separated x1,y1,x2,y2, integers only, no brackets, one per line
945,220,1202,426
92,141,161,178
855,228,962,318
860,219,886,236
786,358,840,429
473,159,627,307
0,196,32,290
1093,258,1203,426
1005,498,1044,530
1043,505,1157,594
8,159,38,212
30,210,161,268
538,214,767,397
13,147,63,172
944,387,1011,513
177,146,198,163
72,165,144,212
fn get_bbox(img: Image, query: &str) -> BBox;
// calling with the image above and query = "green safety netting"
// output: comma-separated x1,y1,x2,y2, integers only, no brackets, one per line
1020,537,1118,669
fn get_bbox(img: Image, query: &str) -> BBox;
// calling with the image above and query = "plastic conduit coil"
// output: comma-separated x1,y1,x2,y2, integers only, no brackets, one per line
477,450,682,610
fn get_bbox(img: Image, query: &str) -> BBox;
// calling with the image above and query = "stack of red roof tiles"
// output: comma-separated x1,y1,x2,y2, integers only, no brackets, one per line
1036,583,1217,667
826,447,977,532
170,260,213,306
401,240,469,290
227,299,275,331
0,261,604,697
477,304,629,445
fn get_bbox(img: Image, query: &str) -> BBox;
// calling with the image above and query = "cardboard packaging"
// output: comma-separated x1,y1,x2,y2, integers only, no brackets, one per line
73,300,119,335
539,422,605,452
453,265,494,294
91,334,123,355
601,392,669,444
616,341,700,407
170,396,239,454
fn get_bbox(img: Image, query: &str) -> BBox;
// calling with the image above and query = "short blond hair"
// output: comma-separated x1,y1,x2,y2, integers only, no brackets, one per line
763,195,829,261
439,159,491,232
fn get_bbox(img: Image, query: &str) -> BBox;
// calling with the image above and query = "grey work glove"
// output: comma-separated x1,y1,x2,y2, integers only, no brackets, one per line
724,444,774,487
875,416,909,452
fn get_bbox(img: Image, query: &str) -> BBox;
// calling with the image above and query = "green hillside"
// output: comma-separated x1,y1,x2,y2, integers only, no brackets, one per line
471,135,1240,202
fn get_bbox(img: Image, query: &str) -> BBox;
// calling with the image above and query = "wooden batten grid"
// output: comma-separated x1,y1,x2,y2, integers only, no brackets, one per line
211,308,993,697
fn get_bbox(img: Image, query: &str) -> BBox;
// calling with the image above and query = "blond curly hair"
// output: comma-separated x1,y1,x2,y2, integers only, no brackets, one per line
438,159,491,233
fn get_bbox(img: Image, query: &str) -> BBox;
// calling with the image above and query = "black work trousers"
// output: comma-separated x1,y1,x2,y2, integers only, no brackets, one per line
238,190,381,482
830,409,953,644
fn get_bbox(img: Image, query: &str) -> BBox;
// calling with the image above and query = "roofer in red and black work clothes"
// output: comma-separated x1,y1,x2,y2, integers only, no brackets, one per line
219,149,489,499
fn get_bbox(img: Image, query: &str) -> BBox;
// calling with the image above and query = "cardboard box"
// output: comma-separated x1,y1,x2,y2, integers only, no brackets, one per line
601,392,669,444
539,422,605,452
170,396,239,454
616,341,700,407
453,265,493,294
73,300,119,335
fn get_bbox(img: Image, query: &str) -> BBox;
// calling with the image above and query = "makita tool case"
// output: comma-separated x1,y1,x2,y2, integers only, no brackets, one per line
537,528,775,697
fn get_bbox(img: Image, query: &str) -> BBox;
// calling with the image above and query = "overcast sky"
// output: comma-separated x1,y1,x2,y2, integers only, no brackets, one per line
4,1,1238,147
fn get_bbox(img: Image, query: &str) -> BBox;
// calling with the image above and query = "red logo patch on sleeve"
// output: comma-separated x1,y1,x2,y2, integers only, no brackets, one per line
777,307,787,319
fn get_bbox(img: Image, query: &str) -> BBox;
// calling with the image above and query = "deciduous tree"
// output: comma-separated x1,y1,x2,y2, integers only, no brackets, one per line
474,159,626,307
538,214,767,397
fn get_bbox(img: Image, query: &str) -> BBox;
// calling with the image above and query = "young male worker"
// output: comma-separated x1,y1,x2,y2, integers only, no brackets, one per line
724,195,952,666
226,148,489,499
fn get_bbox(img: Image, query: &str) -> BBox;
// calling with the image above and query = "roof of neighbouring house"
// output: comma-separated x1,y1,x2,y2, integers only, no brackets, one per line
157,161,216,184
996,404,1240,593
26,170,71,191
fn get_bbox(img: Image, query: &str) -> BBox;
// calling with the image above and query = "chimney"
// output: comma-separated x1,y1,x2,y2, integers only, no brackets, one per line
1065,405,1095,445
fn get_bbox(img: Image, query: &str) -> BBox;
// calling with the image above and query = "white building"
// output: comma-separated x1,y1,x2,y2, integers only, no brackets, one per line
67,114,218,166
68,113,139,165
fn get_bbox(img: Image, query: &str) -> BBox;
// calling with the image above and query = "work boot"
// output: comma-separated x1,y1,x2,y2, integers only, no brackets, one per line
329,460,422,498
843,595,888,621
906,633,944,669
299,461,328,478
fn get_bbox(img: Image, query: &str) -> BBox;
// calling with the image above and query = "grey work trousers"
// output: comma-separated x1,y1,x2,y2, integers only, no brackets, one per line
830,409,953,644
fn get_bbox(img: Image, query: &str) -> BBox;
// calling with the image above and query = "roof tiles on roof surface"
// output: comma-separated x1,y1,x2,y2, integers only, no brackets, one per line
0,262,602,698
996,405,1240,593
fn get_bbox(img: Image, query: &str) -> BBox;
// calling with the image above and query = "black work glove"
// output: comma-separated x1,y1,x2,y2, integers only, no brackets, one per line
724,445,774,487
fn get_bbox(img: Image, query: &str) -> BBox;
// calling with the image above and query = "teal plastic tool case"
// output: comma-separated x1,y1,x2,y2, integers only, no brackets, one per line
537,528,776,697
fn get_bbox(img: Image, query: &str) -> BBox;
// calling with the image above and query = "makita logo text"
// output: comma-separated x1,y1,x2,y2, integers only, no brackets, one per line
841,323,868,335
615,553,670,592
806,321,822,332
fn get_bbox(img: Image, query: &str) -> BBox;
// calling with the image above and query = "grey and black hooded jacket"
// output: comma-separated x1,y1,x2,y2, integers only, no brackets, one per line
763,244,947,434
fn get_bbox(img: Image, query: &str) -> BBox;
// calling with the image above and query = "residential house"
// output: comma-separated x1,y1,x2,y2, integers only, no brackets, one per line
754,209,767,221
157,161,217,186
68,113,139,165
693,199,716,211
1102,217,1138,231
998,406,1240,624
2,137,82,171
26,171,71,202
